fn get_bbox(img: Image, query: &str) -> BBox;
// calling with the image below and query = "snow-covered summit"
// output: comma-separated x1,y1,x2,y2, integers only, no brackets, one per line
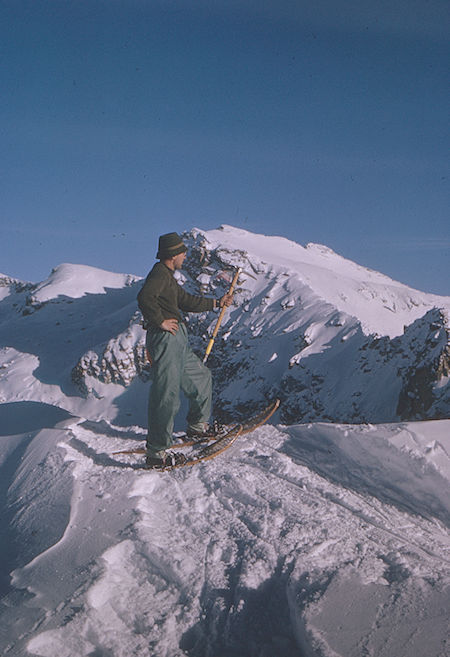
31,263,140,303
155,225,449,423
195,225,449,338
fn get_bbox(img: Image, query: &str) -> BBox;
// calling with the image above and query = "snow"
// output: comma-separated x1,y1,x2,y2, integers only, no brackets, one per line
1,416,449,657
198,225,450,338
32,263,139,303
1,226,449,656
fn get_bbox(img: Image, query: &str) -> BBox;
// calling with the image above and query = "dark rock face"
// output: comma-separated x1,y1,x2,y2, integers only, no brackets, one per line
396,309,450,420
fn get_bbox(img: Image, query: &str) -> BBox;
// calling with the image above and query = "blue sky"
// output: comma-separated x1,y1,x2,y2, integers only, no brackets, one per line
2,0,449,294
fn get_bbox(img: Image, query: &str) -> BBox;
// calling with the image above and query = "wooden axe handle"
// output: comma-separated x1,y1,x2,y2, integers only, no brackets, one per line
203,268,240,363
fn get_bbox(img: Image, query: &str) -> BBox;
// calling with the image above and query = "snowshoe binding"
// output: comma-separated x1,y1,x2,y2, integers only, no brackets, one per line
186,419,225,442
145,451,187,470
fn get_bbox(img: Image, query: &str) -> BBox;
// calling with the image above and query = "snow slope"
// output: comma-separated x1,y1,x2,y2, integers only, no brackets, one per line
0,412,449,656
32,263,140,303
196,225,450,338
0,226,449,656
180,226,450,423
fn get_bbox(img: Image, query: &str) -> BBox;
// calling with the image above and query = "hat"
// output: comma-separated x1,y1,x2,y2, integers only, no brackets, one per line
156,232,187,259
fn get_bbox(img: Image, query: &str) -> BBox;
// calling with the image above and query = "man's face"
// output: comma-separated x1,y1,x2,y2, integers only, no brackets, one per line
173,251,186,270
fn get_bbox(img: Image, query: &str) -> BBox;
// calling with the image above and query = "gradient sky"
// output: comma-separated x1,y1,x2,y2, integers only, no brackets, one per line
2,0,449,294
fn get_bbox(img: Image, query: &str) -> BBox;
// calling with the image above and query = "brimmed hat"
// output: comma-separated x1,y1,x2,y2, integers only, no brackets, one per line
156,232,187,259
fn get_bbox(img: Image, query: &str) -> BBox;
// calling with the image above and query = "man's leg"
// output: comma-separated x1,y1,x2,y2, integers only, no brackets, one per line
146,329,183,455
179,327,212,432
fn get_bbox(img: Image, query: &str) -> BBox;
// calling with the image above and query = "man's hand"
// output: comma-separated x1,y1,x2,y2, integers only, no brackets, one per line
219,293,234,308
160,318,179,334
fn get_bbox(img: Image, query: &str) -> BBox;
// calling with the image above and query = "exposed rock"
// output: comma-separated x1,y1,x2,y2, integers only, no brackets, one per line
71,315,150,396
396,309,450,419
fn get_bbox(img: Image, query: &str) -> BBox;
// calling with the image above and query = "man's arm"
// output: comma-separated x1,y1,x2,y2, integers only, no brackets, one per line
177,285,215,314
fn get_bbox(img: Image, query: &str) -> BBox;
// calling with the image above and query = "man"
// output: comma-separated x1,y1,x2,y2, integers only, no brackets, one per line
137,232,233,467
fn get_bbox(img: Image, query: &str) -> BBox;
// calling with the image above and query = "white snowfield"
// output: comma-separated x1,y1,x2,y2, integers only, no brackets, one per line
0,226,449,656
0,413,449,657
32,263,140,303
196,225,450,339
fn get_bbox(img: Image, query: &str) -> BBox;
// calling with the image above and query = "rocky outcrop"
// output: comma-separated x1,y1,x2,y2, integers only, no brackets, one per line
71,316,150,395
396,309,450,419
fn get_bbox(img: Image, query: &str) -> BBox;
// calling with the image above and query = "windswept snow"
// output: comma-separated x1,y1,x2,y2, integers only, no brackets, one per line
0,226,449,656
0,414,449,657
31,263,140,303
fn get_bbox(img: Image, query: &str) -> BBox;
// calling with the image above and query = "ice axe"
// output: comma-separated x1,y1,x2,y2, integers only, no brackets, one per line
203,267,241,363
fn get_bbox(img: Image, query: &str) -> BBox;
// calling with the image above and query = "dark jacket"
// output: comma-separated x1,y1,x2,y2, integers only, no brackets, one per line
137,262,215,329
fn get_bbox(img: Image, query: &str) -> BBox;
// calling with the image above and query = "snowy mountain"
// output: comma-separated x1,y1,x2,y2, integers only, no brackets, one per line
177,226,450,424
4,225,448,425
0,226,449,656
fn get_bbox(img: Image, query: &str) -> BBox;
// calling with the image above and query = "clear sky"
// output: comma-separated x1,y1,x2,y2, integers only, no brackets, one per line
2,0,449,295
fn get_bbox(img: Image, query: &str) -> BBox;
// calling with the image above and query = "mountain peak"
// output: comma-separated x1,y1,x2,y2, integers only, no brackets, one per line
191,226,450,339
32,263,140,303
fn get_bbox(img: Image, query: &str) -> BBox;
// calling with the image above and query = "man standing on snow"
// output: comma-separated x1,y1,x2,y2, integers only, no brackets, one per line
137,232,233,467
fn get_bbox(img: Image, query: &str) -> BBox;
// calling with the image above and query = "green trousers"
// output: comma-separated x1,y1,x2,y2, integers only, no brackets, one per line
146,323,212,455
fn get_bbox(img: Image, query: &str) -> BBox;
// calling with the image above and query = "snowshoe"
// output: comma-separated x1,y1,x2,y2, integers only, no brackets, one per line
145,451,187,470
186,419,225,441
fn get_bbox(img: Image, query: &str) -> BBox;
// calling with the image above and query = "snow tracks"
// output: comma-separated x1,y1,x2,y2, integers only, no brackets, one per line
2,419,449,657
